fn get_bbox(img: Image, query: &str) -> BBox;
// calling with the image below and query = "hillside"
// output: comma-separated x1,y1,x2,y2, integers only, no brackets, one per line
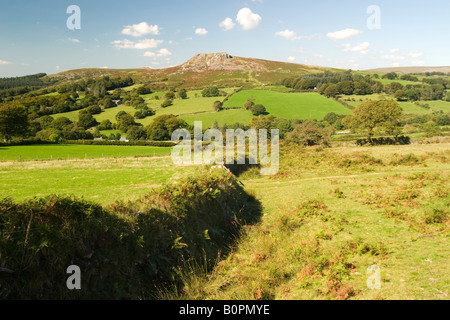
364,66,450,75
46,52,338,89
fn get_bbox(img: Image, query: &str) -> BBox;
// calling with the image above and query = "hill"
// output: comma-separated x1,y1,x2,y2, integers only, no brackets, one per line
364,66,450,75
47,52,339,89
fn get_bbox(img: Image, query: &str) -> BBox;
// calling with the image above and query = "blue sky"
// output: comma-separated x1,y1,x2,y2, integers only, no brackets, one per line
0,0,449,77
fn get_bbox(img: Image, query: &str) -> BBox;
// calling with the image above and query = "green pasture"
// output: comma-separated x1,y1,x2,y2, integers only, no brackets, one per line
0,144,172,161
223,91,351,119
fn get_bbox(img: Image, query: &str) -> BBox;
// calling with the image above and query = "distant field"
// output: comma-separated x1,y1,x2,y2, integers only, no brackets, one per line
342,94,450,114
0,157,197,205
54,88,239,127
0,144,172,161
180,109,254,127
224,91,351,119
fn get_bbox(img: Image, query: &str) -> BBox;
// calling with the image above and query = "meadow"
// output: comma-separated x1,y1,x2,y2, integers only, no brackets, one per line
0,144,172,161
0,156,196,205
342,94,450,114
1,140,449,300
162,142,450,300
223,91,351,120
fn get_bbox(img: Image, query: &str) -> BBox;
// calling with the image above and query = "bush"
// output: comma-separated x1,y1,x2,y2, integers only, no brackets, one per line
356,136,411,146
251,104,267,116
0,170,261,299
161,99,173,108
287,121,333,147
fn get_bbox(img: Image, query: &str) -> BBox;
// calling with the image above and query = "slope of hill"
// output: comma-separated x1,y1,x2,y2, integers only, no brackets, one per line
46,52,339,89
364,66,450,74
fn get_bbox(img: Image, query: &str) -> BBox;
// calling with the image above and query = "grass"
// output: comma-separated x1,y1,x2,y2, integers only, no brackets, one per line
0,144,172,161
0,141,448,300
223,91,351,120
53,88,240,127
179,109,254,127
160,142,450,300
0,157,197,205
341,94,450,115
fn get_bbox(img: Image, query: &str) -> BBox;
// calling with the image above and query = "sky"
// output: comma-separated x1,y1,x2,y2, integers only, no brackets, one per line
0,0,449,77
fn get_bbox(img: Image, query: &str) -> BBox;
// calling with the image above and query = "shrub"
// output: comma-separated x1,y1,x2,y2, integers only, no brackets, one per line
287,121,333,147
0,170,262,299
251,104,267,116
161,99,173,108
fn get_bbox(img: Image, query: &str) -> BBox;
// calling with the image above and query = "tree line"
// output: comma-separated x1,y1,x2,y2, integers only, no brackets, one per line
281,71,450,102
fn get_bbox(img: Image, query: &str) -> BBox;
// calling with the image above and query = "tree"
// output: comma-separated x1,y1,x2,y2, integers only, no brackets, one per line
86,105,102,115
249,116,273,130
78,113,98,129
251,104,267,116
382,72,398,80
51,117,73,130
337,81,354,95
0,103,29,142
146,114,187,141
213,101,223,112
202,87,220,97
165,91,176,100
384,82,403,95
394,90,407,101
100,96,116,109
127,126,147,140
161,99,173,108
323,112,339,125
136,86,151,95
350,100,403,138
421,121,441,137
118,114,137,132
324,84,339,98
244,99,255,110
38,115,55,130
372,81,384,94
116,111,127,122
98,119,113,130
177,89,188,99
287,120,332,147
353,81,373,95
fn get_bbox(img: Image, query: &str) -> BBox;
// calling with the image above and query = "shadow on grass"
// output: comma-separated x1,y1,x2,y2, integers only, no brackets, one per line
0,170,264,300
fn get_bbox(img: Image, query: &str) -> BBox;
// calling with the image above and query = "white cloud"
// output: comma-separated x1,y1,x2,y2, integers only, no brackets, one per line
0,60,12,65
112,38,163,49
390,48,400,53
122,22,160,37
143,48,172,58
287,56,296,62
275,29,300,41
411,60,426,66
236,8,262,30
220,17,236,31
68,37,80,43
380,54,405,61
195,28,208,35
342,42,370,55
408,51,424,58
327,28,363,40
315,54,325,59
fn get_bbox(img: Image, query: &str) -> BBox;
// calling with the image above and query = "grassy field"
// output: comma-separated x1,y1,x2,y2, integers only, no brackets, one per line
0,156,197,205
0,144,172,161
0,141,449,300
342,94,450,114
55,88,240,127
161,142,450,300
179,109,254,127
224,91,351,120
